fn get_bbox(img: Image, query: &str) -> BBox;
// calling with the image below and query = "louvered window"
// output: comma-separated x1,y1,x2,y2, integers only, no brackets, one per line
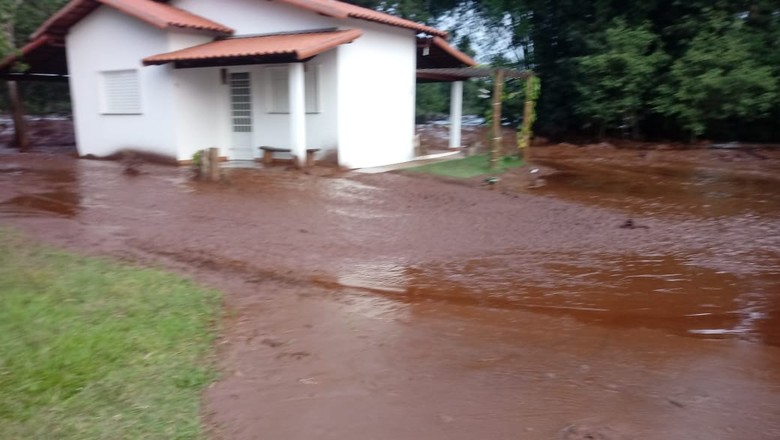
266,65,319,114
100,69,141,114
230,72,252,133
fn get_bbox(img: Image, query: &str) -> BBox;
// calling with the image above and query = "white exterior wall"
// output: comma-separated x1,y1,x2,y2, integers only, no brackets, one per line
173,0,416,168
66,7,177,158
167,0,344,161
336,21,416,168
172,67,229,161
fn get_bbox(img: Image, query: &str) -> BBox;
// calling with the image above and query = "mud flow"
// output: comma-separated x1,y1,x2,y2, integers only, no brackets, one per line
1,136,779,439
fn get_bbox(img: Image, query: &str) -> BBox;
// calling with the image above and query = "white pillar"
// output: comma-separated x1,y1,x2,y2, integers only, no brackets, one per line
288,63,307,167
449,80,463,149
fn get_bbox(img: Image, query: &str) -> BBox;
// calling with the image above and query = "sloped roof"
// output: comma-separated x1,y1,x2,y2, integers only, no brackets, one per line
417,36,476,68
273,0,446,37
31,0,234,40
143,29,363,67
4,0,466,77
31,0,445,41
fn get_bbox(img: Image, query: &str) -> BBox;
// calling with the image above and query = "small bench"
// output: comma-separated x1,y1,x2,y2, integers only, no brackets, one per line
259,146,320,167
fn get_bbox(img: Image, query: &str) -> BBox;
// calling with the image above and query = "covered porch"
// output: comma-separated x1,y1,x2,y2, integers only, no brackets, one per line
415,66,535,158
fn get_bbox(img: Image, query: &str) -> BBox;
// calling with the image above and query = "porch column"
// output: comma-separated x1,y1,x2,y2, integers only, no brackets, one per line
449,80,463,149
288,62,307,167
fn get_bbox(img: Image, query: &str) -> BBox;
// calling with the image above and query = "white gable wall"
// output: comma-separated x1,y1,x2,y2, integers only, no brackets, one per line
66,6,178,158
173,0,340,34
336,20,416,169
173,0,416,168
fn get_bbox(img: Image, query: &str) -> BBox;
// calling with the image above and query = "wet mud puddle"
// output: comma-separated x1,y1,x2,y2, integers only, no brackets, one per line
325,251,780,346
0,164,81,217
3,150,780,439
326,149,780,347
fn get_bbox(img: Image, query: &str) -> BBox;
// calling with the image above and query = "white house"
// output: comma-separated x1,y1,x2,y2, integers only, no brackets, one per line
2,0,476,168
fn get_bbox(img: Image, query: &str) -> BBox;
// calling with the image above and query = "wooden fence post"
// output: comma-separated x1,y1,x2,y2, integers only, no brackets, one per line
7,81,29,151
490,69,504,170
208,147,220,182
519,75,534,163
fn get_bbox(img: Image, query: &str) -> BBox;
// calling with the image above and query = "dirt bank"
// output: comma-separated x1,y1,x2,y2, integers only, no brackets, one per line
1,137,779,439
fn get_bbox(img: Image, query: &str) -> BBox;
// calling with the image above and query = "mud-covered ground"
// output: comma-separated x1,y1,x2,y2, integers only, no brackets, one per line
1,121,779,440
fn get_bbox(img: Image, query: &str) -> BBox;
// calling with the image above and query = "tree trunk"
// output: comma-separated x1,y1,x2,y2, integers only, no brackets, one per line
7,81,29,151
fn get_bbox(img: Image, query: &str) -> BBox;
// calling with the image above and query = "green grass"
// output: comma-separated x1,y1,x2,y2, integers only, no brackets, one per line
406,153,524,179
0,229,220,439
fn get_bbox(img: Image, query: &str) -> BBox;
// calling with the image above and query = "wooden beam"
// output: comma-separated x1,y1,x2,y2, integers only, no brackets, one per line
490,69,504,170
519,75,534,162
7,81,29,151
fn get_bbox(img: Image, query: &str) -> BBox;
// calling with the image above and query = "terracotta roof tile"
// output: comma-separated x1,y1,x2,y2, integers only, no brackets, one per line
32,0,233,40
274,0,447,37
143,29,363,66
32,0,447,42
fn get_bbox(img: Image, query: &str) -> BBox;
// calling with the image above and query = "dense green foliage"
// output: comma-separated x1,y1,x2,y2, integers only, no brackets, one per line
475,0,780,141
1,0,778,141
654,11,778,140
0,229,220,439
575,19,666,139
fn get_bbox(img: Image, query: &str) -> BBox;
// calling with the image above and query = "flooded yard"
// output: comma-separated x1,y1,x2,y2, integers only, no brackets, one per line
1,140,779,439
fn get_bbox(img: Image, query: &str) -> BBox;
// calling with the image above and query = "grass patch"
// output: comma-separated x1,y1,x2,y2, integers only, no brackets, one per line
406,153,524,179
0,229,220,439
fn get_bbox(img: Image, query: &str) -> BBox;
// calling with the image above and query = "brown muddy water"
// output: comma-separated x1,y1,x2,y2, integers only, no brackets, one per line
1,142,779,439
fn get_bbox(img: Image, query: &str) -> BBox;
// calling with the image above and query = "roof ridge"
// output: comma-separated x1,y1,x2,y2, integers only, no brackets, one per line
31,0,233,40
272,0,447,37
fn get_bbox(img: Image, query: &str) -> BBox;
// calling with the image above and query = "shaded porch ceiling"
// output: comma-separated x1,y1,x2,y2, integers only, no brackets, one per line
0,36,69,81
416,67,533,83
416,36,476,69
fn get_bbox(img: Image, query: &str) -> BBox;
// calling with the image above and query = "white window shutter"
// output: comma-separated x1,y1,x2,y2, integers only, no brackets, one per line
101,70,141,114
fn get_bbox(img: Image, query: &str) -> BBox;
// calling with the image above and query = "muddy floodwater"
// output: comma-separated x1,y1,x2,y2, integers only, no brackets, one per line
1,141,779,440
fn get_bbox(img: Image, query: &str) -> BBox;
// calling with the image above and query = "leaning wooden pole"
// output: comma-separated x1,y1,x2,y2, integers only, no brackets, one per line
7,81,30,151
207,147,220,182
490,69,504,170
519,75,535,163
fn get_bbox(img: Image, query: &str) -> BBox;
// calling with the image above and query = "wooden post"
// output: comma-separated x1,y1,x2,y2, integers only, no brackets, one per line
208,147,220,182
519,75,534,163
7,81,29,151
490,69,504,170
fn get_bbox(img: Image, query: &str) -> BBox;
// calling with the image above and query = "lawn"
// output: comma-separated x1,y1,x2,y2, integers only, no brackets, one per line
0,229,220,439
406,153,524,179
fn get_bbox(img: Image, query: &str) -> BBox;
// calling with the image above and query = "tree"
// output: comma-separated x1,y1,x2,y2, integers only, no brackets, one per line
575,19,666,139
654,11,778,140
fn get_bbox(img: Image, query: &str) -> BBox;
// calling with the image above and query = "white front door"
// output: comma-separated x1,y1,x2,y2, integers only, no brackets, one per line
229,72,254,160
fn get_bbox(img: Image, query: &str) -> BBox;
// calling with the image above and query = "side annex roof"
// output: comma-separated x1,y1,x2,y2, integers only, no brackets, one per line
31,0,235,40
